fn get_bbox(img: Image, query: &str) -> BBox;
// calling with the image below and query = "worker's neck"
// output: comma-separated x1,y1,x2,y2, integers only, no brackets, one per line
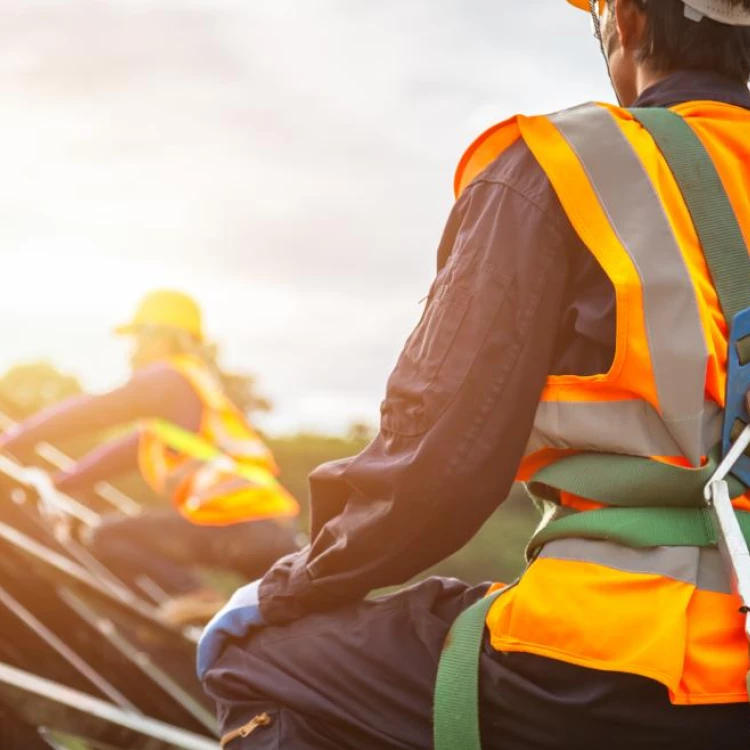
634,65,672,100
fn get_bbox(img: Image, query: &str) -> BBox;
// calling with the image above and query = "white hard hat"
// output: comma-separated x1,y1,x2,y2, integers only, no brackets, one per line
566,0,750,26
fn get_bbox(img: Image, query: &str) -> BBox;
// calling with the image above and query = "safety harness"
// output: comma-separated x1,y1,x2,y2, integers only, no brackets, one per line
433,108,750,750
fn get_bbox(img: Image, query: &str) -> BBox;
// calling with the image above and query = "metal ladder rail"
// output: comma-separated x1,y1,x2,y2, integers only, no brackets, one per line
0,662,218,750
0,410,141,517
0,584,138,713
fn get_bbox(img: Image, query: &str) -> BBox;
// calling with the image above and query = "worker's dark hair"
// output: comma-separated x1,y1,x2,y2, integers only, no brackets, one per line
608,0,750,82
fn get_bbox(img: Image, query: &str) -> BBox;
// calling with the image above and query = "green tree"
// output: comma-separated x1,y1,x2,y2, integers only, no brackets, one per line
0,362,82,417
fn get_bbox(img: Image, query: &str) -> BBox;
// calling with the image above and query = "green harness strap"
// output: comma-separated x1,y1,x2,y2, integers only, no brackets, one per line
524,448,747,556
529,447,745,509
434,107,750,750
631,107,750,324
432,586,510,750
528,506,750,555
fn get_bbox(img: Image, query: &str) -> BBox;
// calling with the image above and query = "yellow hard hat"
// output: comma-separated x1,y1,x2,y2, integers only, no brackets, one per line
115,290,204,341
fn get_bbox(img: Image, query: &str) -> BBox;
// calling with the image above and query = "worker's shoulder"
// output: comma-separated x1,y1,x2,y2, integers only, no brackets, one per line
465,103,604,223
468,133,561,227
130,360,195,397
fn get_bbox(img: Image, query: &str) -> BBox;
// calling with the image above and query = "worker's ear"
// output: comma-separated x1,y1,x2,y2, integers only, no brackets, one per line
613,0,648,55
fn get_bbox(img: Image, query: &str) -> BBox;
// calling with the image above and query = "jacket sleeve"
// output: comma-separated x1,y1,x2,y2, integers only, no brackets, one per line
259,171,577,625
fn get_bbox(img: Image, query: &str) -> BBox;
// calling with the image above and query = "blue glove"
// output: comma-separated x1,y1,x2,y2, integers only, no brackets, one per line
196,578,265,680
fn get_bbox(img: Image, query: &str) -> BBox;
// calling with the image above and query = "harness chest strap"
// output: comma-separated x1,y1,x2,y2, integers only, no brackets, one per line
525,447,748,554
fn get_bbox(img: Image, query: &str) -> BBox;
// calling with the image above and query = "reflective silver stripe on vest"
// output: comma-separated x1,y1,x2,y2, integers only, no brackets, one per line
525,399,722,459
218,437,270,460
544,104,709,467
538,538,731,595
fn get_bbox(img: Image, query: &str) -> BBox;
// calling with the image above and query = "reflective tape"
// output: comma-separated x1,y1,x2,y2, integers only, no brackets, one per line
526,399,722,459
218,437,271,460
550,105,709,466
538,537,731,595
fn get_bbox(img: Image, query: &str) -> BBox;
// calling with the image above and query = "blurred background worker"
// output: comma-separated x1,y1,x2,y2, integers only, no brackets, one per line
0,289,300,623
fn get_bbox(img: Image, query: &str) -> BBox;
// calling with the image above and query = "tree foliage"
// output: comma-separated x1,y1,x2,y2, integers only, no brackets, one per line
0,362,82,416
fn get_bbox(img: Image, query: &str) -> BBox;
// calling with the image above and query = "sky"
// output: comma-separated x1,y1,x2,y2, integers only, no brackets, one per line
0,0,612,434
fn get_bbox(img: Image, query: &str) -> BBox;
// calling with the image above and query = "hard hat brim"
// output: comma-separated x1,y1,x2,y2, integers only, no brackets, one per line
114,322,203,341
114,323,138,337
566,0,590,9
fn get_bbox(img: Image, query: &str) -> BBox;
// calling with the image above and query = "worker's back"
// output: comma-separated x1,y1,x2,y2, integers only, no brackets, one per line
453,98,750,706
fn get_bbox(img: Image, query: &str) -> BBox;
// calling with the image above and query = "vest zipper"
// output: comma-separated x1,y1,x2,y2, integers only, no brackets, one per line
220,712,273,747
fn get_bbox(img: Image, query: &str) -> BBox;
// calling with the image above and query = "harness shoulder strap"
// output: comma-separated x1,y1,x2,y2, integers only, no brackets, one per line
630,107,750,323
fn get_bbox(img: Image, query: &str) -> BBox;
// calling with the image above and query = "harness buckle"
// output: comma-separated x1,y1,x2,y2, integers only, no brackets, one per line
721,309,750,485
706,421,750,637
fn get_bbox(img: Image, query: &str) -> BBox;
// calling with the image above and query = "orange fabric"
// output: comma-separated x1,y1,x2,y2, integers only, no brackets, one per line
172,463,299,527
456,102,750,704
457,102,750,487
454,116,521,197
173,355,280,475
138,356,299,526
486,558,748,705
517,109,657,417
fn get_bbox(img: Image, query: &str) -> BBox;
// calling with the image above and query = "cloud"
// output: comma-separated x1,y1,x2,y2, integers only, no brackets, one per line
0,0,612,432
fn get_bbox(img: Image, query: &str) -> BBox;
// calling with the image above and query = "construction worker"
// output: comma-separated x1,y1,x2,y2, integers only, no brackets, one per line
0,290,300,622
198,2,750,748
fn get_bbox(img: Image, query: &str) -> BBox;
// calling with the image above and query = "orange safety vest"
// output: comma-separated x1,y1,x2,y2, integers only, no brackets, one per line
455,101,750,706
138,355,299,526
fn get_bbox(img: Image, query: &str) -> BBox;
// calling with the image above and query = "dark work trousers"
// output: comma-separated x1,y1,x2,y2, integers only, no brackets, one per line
202,577,750,750
89,509,299,595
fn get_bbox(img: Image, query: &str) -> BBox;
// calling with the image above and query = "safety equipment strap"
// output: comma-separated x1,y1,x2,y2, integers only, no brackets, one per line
525,448,750,554
433,585,511,750
630,107,750,323
529,447,745,509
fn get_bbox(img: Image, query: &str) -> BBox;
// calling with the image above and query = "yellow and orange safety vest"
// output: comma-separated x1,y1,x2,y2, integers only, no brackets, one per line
456,101,750,705
138,355,299,526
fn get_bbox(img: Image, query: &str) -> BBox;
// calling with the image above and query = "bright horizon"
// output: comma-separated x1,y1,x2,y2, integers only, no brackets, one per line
1,0,614,434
